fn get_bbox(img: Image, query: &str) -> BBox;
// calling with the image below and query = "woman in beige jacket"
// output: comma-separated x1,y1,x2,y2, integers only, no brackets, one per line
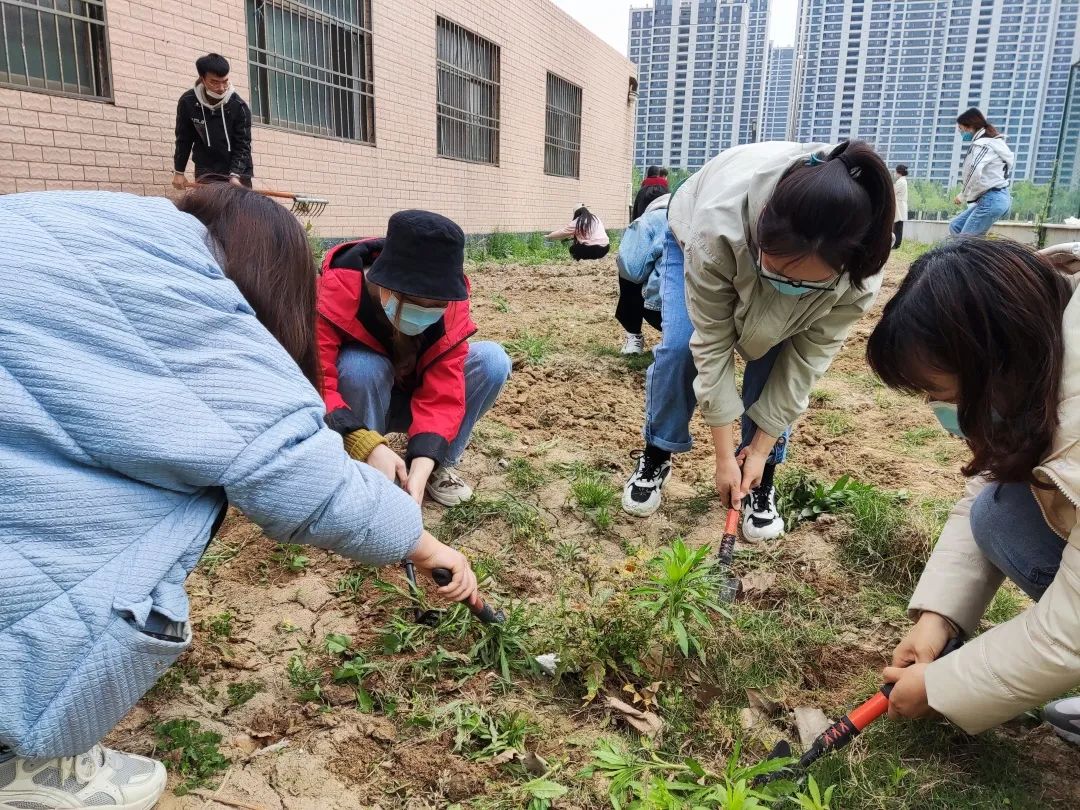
622,141,895,540
867,238,1080,742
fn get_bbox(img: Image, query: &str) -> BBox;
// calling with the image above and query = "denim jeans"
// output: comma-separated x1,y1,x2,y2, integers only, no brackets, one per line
336,340,511,466
643,229,791,462
970,483,1066,601
949,188,1012,236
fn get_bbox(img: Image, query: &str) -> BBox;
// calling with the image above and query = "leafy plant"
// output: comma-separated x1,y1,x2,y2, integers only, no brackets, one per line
795,776,835,810
379,613,431,654
419,701,537,761
204,612,233,642
324,632,353,656
271,543,310,572
632,539,729,661
154,719,230,796
286,654,323,703
334,569,367,598
519,777,568,810
776,470,870,529
460,603,537,680
226,680,262,708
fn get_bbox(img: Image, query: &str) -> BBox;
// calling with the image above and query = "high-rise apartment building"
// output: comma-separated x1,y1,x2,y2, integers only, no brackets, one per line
792,0,1080,185
761,45,795,141
629,0,769,170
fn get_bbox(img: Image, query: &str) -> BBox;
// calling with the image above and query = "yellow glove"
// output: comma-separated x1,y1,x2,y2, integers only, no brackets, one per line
342,429,388,462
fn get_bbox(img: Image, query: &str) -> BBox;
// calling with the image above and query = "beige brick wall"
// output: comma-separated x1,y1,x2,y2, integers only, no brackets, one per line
0,0,637,238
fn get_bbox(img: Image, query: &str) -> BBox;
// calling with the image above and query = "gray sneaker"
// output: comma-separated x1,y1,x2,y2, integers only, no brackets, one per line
1044,696,1080,745
0,744,166,810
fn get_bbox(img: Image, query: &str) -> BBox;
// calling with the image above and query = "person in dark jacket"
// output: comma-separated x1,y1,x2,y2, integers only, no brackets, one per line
631,166,670,221
172,53,253,189
317,211,512,508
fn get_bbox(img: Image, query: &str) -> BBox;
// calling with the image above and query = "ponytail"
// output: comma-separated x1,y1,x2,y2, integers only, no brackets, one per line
756,140,895,288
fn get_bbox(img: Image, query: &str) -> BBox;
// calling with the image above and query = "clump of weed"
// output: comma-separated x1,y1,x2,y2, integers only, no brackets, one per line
504,331,556,365
438,494,546,544
506,457,548,493
985,585,1027,624
413,701,538,762
776,468,869,529
270,543,310,572
436,602,537,680
286,653,324,703
809,388,835,407
154,719,230,795
226,680,262,708
204,611,233,642
901,426,941,448
842,486,933,593
334,569,367,599
492,293,510,312
558,462,619,531
811,410,854,437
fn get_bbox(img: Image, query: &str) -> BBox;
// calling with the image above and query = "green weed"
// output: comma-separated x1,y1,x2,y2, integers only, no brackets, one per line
902,426,941,447
632,539,729,662
986,585,1027,624
776,469,870,529
286,654,324,703
204,612,233,642
492,293,510,313
809,388,835,407
438,494,546,544
198,539,242,575
506,458,548,493
154,719,230,796
270,543,310,572
418,701,537,762
334,569,367,599
226,680,262,708
842,486,931,593
504,331,556,365
811,410,854,437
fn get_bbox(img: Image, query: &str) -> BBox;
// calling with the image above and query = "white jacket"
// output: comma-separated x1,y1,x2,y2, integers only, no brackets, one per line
893,176,908,222
960,130,1014,203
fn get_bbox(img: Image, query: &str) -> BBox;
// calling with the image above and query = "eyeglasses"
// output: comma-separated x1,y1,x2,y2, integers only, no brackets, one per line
757,251,840,291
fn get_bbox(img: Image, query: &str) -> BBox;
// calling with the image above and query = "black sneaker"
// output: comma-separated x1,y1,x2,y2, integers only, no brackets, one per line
742,484,785,540
621,450,673,517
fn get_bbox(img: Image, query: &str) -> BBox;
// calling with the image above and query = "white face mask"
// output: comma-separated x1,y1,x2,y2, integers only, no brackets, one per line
204,83,230,101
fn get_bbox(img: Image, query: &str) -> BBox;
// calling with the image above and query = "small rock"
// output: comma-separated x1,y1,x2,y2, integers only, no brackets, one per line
292,577,333,612
535,653,560,675
794,706,831,748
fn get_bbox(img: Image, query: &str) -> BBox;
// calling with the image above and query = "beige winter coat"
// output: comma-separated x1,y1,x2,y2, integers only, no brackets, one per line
667,141,884,438
911,242,1080,734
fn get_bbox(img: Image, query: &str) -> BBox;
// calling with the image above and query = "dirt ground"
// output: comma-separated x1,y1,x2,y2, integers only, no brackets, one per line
120,251,1080,809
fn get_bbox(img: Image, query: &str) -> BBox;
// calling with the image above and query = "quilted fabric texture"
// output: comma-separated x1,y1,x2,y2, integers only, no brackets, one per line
0,192,422,758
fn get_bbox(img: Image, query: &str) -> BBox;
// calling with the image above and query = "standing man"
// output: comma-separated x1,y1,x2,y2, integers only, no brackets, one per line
172,53,253,190
631,166,670,221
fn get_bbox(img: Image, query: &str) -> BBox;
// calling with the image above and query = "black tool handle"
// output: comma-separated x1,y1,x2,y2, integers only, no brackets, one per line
432,567,505,624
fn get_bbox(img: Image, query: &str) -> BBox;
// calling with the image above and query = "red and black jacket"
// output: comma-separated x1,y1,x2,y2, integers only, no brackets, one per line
631,176,670,221
316,238,477,464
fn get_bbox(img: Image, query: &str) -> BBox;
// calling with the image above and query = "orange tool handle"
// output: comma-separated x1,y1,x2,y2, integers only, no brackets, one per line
723,506,740,537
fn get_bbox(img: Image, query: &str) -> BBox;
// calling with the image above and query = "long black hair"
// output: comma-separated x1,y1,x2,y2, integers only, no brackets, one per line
573,206,599,242
867,238,1071,483
957,107,1000,138
756,140,895,288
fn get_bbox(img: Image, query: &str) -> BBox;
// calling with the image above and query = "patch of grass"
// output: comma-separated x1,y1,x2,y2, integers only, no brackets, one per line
893,239,933,264
809,388,835,407
505,458,547,493
438,494,546,544
334,569,367,599
560,463,620,531
587,341,654,373
270,543,310,572
154,719,230,796
503,331,556,365
198,539,243,575
811,410,854,437
467,230,571,265
471,421,515,458
842,486,932,593
204,612,233,642
492,293,510,313
985,584,1028,624
901,426,941,448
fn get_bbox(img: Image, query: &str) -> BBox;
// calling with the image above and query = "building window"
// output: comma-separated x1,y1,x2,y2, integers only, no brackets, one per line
544,72,581,178
247,0,374,143
0,0,111,99
436,16,500,165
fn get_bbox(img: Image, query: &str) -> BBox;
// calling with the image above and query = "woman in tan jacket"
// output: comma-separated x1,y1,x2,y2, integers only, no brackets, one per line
622,140,895,540
867,238,1080,742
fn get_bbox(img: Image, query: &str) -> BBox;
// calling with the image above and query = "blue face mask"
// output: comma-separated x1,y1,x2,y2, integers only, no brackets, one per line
929,402,964,437
961,131,974,142
383,295,446,336
766,277,811,297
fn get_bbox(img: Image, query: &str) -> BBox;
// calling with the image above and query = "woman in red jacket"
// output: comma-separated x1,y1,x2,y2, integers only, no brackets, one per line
317,210,512,506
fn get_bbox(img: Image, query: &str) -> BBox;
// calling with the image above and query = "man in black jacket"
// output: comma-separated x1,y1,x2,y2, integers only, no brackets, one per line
172,53,253,190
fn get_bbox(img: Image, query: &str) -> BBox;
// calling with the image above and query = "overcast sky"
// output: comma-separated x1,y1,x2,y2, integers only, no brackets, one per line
553,0,799,55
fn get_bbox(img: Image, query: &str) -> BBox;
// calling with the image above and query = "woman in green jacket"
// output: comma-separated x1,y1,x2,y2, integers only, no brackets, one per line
622,141,895,539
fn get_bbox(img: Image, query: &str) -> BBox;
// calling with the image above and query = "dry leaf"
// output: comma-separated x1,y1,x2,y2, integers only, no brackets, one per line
490,749,519,765
745,688,780,718
604,695,664,739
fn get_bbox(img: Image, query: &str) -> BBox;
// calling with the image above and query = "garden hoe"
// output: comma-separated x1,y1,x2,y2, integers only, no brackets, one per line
402,559,505,626
756,636,965,784
716,506,741,602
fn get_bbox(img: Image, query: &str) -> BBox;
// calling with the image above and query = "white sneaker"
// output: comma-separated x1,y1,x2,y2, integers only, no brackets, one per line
742,484,785,540
621,451,672,517
0,745,166,810
425,466,474,506
620,332,645,355
1044,696,1080,745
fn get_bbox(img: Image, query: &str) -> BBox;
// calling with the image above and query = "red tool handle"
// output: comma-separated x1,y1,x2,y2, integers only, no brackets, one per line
723,506,740,537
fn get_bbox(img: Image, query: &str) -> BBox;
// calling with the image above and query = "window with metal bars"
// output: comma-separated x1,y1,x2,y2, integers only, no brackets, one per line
246,0,374,144
544,73,581,178
0,0,111,100
436,17,499,165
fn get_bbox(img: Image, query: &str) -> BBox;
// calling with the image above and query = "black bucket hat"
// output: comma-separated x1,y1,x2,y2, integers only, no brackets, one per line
366,210,467,302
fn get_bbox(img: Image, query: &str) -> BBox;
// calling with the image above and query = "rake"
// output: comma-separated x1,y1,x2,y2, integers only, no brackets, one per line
183,180,329,217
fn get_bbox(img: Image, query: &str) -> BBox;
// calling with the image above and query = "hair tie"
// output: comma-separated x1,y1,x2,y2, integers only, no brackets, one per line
805,153,826,167
837,152,862,178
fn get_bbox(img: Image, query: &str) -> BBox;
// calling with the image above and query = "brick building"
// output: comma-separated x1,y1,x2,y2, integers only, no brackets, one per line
0,0,638,236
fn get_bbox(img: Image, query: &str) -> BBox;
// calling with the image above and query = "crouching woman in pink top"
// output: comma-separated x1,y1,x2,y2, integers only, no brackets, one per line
547,206,610,261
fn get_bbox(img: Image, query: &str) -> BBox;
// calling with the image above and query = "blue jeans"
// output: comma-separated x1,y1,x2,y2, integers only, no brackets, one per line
336,340,511,466
643,229,791,462
970,483,1066,601
949,188,1012,236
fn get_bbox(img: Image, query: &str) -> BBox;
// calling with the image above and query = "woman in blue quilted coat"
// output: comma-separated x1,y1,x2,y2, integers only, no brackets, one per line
0,185,478,810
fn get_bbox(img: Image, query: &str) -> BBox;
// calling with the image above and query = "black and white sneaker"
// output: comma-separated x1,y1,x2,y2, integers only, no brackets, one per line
1044,697,1080,745
621,450,672,517
742,483,785,540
